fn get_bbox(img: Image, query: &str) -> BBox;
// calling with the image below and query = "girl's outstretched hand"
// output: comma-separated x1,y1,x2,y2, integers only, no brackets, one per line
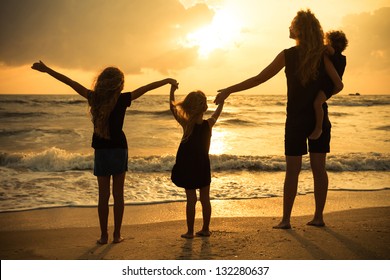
31,60,49,73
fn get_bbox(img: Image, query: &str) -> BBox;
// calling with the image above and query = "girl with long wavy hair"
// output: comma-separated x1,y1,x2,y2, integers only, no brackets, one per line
170,86,224,239
32,61,177,243
214,9,343,229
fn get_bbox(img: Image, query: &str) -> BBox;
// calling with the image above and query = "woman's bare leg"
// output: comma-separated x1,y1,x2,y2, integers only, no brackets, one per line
274,156,302,229
308,153,328,226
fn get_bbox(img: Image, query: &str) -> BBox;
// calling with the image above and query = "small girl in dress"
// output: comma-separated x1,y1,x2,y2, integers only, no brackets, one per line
169,85,224,239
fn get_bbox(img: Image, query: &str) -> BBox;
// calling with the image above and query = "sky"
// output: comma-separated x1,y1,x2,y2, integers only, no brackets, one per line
0,0,389,95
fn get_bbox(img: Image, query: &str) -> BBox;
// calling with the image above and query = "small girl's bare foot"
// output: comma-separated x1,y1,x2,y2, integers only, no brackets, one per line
307,220,325,227
309,129,322,140
181,232,194,239
113,236,124,243
196,230,211,237
273,222,291,229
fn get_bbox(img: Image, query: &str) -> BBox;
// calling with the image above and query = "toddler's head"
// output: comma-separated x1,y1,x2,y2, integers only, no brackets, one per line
326,30,348,53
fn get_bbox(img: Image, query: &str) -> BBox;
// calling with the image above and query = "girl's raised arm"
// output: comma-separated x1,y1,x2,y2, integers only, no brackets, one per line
131,78,178,101
31,61,89,98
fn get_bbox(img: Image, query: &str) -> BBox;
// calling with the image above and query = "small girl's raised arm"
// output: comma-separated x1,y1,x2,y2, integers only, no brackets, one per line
208,101,224,128
169,83,180,122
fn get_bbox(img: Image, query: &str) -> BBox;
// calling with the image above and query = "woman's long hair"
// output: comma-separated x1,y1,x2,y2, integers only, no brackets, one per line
88,67,124,139
172,91,208,142
291,9,325,85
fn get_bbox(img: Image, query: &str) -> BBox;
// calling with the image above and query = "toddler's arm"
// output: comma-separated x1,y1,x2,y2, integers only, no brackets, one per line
324,55,343,95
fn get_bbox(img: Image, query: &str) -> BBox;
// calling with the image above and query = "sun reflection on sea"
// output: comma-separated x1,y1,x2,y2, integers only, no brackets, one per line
210,129,229,155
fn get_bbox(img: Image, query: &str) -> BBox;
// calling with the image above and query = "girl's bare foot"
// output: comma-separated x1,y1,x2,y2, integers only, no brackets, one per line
97,236,108,245
196,230,211,237
309,129,322,140
181,232,194,239
273,222,291,229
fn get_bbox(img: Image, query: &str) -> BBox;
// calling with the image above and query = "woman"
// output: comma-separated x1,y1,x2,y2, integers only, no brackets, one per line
32,61,177,243
214,9,343,229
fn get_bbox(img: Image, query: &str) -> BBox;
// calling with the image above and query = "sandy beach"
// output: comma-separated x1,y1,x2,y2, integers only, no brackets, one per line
0,190,389,260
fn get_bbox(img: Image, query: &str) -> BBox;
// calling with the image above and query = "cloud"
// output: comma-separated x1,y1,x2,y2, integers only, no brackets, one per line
341,7,390,72
0,0,214,73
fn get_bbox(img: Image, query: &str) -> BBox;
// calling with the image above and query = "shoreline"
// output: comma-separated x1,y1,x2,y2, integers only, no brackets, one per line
0,190,389,260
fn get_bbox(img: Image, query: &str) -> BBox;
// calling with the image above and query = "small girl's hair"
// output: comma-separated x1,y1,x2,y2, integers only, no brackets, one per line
172,90,208,142
326,30,348,53
88,67,124,139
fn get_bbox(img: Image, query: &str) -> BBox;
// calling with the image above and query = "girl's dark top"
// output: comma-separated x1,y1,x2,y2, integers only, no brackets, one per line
87,91,132,149
323,51,346,99
171,120,211,189
284,46,329,131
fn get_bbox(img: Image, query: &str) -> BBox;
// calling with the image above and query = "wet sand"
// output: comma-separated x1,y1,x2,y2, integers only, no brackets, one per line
0,190,389,260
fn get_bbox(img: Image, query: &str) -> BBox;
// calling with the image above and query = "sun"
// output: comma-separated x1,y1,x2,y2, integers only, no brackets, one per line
182,7,243,58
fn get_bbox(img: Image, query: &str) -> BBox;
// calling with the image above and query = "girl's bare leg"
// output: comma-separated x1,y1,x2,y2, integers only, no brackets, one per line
97,176,111,244
112,172,125,243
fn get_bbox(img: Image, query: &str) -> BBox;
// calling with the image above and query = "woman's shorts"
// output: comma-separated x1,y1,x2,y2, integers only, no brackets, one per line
94,149,128,176
285,125,331,156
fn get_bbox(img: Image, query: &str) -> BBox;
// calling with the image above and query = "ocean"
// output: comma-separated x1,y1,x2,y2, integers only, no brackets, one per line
0,94,389,212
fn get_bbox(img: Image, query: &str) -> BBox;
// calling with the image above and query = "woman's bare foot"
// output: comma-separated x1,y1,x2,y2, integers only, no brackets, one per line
181,232,194,239
309,129,322,140
273,222,291,229
196,230,211,237
307,220,325,227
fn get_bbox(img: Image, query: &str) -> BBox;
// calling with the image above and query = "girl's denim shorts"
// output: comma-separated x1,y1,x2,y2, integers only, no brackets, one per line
94,149,128,176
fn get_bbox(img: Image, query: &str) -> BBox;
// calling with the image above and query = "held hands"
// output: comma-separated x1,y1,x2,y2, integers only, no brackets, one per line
214,89,230,105
31,60,49,73
166,78,179,89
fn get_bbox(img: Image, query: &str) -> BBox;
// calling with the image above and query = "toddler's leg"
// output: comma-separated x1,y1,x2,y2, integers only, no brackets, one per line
309,91,327,140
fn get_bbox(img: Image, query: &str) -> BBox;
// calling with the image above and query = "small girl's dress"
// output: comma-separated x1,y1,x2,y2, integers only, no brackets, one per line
171,120,211,189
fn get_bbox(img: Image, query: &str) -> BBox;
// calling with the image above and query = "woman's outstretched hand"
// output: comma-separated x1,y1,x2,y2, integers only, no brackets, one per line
31,60,49,73
214,89,230,105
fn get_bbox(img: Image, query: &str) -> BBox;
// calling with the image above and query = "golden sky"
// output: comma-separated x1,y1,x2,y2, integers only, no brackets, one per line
0,0,389,95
